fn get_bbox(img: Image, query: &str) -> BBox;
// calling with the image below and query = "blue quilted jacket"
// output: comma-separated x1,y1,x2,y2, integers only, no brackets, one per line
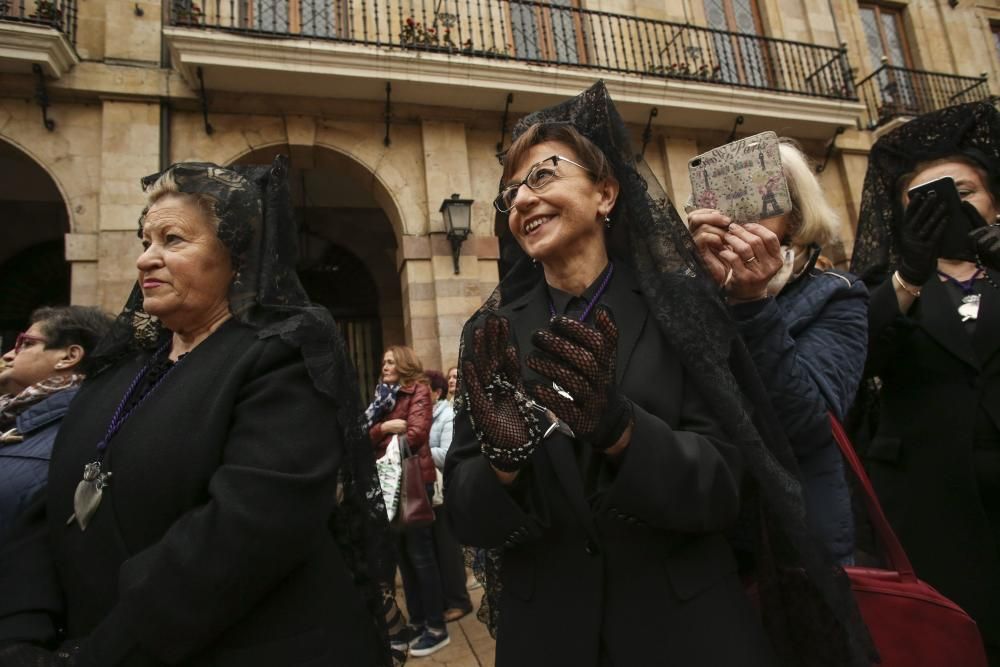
730,262,869,563
0,387,79,544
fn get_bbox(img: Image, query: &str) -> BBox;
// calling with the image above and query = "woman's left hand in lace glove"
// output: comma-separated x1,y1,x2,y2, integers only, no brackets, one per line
463,314,546,474
527,307,632,452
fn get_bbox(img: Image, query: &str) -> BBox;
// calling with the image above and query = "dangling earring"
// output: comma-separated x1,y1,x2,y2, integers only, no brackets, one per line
604,216,612,230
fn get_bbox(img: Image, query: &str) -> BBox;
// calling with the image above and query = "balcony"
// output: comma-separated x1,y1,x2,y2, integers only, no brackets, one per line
163,0,862,137
857,64,991,129
0,0,78,76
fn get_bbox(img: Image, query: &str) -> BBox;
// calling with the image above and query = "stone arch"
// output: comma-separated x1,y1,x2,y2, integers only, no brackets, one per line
228,143,406,396
0,138,72,346
0,100,102,236
171,111,427,246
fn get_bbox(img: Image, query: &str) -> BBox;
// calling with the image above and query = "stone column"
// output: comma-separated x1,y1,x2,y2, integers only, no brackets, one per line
97,101,160,312
105,0,161,64
661,134,700,221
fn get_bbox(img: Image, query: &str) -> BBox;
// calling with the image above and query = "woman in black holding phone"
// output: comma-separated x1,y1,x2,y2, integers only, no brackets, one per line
850,100,1000,664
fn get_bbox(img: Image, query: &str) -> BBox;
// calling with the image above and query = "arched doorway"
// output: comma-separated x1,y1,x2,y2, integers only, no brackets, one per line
230,145,404,401
0,140,70,352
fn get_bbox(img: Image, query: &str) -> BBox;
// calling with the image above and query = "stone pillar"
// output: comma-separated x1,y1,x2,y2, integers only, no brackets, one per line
403,119,478,372
105,0,162,64
833,128,873,261
97,101,160,312
65,232,99,305
399,237,440,371
661,134,700,221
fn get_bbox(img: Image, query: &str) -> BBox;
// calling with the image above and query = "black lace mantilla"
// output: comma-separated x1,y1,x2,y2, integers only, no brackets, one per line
456,81,875,666
851,100,1000,283
88,156,394,666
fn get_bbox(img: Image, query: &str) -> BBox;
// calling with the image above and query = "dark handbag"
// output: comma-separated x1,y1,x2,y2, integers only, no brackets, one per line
831,414,989,667
399,435,435,529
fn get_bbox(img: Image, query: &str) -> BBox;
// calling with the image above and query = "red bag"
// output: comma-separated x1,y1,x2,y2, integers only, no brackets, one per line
831,415,989,667
399,436,434,529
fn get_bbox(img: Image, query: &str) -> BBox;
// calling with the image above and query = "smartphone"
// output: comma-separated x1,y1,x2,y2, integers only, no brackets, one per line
907,176,983,259
688,131,792,225
906,176,966,222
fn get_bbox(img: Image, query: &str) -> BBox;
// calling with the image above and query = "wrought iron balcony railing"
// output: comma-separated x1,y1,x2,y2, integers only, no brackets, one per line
169,0,855,100
0,0,77,45
857,64,990,129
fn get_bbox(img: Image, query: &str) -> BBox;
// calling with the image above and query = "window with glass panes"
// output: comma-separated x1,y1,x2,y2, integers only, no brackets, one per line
702,0,769,87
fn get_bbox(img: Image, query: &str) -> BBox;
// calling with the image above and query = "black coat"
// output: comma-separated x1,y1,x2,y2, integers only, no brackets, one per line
0,320,379,666
863,275,1000,656
445,267,775,667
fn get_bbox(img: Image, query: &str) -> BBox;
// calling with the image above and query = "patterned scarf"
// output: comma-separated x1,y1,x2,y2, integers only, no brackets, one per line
364,382,400,431
0,374,84,442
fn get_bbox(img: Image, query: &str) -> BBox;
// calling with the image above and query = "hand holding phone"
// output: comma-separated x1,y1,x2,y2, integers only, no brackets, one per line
906,176,984,262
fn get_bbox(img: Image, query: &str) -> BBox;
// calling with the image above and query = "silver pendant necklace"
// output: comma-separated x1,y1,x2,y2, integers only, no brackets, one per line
937,268,985,323
67,341,180,530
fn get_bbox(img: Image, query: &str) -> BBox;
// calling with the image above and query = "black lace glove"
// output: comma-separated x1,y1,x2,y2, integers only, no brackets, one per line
527,307,632,451
897,192,949,285
463,314,545,473
0,643,75,667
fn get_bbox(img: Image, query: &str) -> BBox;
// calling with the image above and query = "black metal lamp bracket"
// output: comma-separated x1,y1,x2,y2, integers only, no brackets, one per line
637,107,658,161
384,82,392,147
449,234,466,274
496,92,514,164
726,115,744,143
196,67,214,135
816,126,845,173
32,64,55,132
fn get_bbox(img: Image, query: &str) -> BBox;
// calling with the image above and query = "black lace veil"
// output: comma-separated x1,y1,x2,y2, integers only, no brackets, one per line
89,156,393,666
850,100,1000,283
456,81,874,666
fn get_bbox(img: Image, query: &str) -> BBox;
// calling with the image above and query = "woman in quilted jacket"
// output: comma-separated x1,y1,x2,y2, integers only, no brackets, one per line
690,139,869,564
367,345,448,657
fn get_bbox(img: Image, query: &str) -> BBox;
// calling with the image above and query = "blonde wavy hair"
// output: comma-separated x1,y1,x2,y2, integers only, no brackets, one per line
780,139,840,249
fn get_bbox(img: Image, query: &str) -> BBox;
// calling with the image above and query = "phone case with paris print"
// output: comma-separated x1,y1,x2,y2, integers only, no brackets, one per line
688,131,792,225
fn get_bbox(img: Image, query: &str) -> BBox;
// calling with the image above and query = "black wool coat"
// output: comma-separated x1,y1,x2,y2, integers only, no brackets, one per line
862,275,1000,657
445,267,775,667
0,320,380,666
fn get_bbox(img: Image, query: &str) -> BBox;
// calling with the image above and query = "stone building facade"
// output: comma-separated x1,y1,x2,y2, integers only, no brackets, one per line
0,0,997,389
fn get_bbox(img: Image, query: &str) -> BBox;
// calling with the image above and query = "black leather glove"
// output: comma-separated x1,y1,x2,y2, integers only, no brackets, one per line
898,192,949,286
971,224,1000,271
0,643,75,667
527,307,632,451
463,314,545,473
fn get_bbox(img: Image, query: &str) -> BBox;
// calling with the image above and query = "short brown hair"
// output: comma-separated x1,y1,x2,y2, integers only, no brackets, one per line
386,345,427,388
501,122,614,186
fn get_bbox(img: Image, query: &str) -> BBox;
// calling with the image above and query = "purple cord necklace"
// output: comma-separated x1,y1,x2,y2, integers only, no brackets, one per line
548,262,615,321
67,339,184,531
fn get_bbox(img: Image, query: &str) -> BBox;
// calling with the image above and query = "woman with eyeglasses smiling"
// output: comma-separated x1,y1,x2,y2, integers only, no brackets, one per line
445,82,873,667
0,306,112,544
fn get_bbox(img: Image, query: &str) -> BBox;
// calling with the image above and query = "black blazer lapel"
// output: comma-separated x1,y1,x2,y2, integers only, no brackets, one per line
601,265,648,384
918,278,979,369
505,280,600,542
973,274,1000,366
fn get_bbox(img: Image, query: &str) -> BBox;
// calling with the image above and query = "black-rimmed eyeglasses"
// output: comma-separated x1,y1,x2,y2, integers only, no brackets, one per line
494,155,592,213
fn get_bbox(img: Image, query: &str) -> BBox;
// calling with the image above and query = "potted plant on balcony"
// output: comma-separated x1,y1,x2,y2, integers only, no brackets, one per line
173,0,204,25
31,0,62,22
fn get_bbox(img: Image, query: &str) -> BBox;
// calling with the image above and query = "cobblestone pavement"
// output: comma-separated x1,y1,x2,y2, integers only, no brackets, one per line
400,585,495,666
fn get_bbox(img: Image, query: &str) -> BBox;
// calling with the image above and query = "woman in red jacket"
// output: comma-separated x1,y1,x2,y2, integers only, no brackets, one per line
367,345,449,657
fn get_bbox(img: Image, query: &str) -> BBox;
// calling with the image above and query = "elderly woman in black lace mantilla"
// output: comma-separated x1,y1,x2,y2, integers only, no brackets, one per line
445,82,873,667
0,157,394,667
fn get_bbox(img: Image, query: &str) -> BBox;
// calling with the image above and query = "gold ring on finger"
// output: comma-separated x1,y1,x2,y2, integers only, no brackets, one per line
744,256,759,266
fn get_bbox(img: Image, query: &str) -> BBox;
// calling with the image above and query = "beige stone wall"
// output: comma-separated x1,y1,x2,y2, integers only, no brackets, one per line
0,0,997,354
